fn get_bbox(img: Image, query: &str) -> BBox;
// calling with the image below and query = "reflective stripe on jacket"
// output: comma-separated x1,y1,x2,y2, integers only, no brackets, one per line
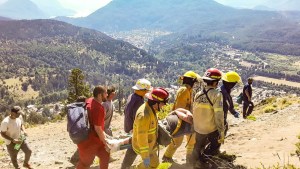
193,87,224,134
173,86,192,111
132,102,158,159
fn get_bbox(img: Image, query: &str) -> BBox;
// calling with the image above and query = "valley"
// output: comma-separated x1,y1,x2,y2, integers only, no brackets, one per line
0,1,300,168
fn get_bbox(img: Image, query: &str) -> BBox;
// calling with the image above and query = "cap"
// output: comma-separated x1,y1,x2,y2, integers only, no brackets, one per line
11,106,24,115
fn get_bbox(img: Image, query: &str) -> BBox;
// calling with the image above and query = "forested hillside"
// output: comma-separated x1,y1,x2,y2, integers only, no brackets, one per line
0,19,169,112
57,0,300,56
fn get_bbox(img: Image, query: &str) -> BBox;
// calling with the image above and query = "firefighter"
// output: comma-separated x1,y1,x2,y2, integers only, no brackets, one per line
163,71,200,164
132,87,169,168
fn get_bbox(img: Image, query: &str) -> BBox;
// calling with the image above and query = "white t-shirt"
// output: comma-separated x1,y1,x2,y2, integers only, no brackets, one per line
0,116,22,145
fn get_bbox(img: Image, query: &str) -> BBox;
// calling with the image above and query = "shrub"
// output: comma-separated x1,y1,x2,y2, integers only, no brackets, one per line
247,115,257,121
0,138,4,146
51,114,63,123
157,163,172,169
260,97,276,105
157,103,173,120
263,106,276,113
27,112,48,124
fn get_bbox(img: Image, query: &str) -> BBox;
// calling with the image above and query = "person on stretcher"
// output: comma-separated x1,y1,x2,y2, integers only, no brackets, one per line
106,108,193,153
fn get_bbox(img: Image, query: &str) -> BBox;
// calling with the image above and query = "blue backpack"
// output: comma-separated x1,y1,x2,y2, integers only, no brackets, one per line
67,102,89,144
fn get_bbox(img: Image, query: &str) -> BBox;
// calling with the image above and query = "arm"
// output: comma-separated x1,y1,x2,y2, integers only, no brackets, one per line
94,125,108,147
21,124,28,136
245,87,251,101
174,108,193,124
1,131,22,144
174,88,189,109
227,96,239,117
124,97,142,133
213,92,225,143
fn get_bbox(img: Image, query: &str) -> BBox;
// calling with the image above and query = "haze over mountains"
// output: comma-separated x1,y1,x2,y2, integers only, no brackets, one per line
54,0,300,55
0,0,75,19
60,0,287,33
215,0,300,11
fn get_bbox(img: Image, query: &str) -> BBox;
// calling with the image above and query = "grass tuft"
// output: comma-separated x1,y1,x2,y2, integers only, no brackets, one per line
157,162,172,169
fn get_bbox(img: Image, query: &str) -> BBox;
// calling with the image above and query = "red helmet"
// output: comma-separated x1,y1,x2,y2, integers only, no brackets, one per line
202,68,222,81
147,87,169,103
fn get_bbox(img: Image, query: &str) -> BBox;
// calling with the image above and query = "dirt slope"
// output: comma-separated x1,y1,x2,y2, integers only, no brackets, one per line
1,104,300,169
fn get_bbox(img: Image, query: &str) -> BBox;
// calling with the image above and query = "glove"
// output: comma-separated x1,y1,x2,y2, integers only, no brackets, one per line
218,132,225,144
143,158,150,168
233,111,239,118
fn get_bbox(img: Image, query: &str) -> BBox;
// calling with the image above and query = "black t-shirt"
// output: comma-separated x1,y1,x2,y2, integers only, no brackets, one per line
243,84,252,101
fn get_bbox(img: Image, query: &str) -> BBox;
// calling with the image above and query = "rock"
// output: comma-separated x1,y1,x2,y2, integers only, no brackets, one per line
55,161,63,164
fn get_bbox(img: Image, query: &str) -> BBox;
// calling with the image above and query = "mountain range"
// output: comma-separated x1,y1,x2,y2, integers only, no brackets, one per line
55,0,300,55
0,0,75,19
216,0,300,11
59,0,273,32
0,0,47,19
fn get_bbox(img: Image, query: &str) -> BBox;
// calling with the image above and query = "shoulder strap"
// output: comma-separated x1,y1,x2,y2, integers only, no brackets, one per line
68,108,84,131
203,88,213,107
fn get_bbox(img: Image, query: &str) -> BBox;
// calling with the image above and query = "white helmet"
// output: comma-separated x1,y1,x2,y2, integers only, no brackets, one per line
132,78,152,91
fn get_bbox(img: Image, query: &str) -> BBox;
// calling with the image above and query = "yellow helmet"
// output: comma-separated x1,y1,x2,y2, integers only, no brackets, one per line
222,71,241,83
183,71,200,81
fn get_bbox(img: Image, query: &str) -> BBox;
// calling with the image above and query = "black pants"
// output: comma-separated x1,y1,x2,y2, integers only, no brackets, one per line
192,130,221,165
243,101,254,118
7,141,32,169
120,146,137,169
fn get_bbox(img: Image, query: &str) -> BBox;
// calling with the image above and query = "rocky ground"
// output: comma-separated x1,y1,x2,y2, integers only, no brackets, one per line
1,103,300,169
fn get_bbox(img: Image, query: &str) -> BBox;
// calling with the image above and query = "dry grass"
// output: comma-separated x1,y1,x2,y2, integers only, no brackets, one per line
254,96,299,115
1,77,39,100
293,61,300,67
239,61,256,68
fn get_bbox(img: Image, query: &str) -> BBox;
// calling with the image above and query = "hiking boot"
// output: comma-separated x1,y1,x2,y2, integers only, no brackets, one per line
23,163,33,169
162,155,174,163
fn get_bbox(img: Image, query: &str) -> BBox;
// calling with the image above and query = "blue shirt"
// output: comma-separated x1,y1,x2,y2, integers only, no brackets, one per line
124,93,144,133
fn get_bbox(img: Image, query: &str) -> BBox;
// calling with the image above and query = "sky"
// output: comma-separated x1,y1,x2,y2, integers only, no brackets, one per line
57,0,265,17
58,0,112,17
0,0,113,17
0,0,268,17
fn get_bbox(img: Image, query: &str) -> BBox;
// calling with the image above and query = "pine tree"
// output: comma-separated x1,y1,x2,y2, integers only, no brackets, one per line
67,68,91,103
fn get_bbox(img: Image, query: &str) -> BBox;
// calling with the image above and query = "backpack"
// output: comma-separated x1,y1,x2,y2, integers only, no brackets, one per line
67,102,89,144
236,92,243,104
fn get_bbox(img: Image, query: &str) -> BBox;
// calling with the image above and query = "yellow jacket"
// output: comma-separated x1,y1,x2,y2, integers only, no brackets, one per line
193,87,224,135
132,102,158,159
173,85,192,111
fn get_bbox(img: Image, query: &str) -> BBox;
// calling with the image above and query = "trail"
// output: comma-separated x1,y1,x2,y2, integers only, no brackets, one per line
1,104,300,168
